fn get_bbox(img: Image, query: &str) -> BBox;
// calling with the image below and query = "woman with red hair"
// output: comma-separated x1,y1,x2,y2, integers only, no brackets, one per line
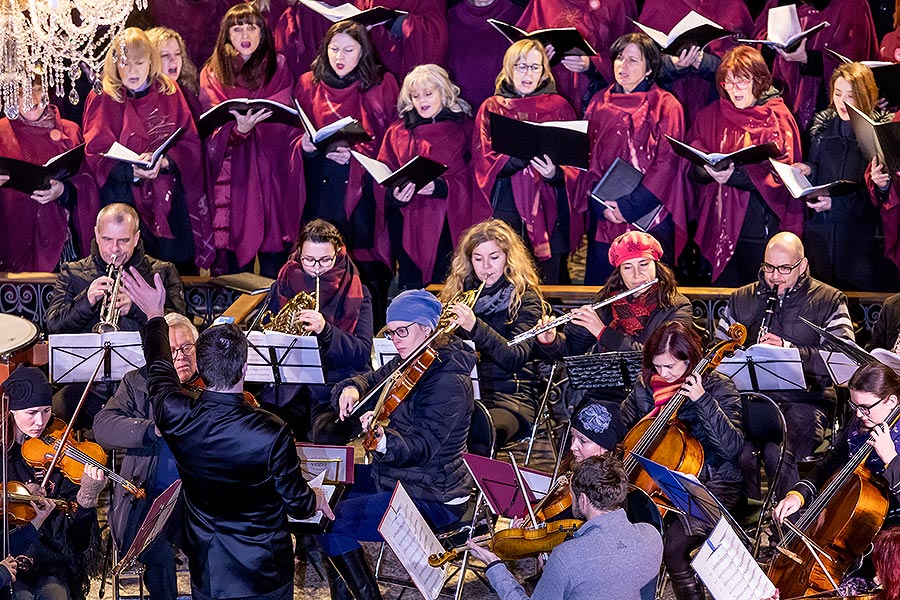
874,527,900,600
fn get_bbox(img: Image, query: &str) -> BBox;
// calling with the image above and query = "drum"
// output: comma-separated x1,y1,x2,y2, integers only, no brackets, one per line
0,314,40,384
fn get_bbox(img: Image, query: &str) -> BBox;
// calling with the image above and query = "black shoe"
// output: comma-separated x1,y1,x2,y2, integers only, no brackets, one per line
669,569,705,600
324,555,354,600
328,548,384,600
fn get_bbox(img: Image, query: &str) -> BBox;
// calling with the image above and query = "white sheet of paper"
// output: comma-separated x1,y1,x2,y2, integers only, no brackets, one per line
371,337,481,399
378,482,447,600
818,349,861,385
297,0,360,21
692,518,776,600
714,344,805,392
49,331,144,383
245,331,324,383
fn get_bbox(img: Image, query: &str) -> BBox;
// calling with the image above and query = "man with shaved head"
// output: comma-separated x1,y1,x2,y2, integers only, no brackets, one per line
716,232,854,501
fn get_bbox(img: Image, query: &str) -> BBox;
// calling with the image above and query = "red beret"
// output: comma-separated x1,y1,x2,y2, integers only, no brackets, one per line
608,231,664,268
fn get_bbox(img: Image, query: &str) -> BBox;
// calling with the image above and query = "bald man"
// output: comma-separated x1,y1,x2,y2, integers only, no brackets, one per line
715,232,854,501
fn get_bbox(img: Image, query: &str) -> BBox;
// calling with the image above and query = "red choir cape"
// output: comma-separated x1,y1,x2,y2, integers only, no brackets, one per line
753,0,878,129
275,245,365,332
294,71,399,265
83,83,215,268
201,54,303,267
446,0,524,109
472,92,586,260
376,116,492,282
881,28,900,62
865,112,900,271
274,0,345,77
577,84,689,256
0,107,99,272
149,0,243,69
515,0,638,114
638,0,753,124
687,96,802,280
359,0,449,80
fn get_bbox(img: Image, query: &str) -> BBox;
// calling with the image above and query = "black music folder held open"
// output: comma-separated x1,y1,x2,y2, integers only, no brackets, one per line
590,158,663,232
737,4,828,52
351,151,447,193
197,98,301,137
487,19,597,65
666,136,780,172
294,99,372,152
297,0,406,27
100,128,184,170
768,159,857,199
489,112,589,170
0,143,85,194
634,11,733,56
846,102,900,179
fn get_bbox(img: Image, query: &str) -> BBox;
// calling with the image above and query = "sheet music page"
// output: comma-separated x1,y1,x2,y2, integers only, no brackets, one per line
715,345,804,391
371,338,481,398
818,349,859,385
245,331,323,383
48,332,144,383
378,482,447,600
692,518,776,600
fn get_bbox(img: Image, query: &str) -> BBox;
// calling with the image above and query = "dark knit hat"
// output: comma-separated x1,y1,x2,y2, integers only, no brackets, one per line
386,289,442,329
2,367,52,411
572,402,626,451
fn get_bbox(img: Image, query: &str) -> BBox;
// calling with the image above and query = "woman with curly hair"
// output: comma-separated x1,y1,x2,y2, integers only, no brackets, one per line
441,219,547,447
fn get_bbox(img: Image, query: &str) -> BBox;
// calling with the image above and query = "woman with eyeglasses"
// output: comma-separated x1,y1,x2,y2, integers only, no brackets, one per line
577,33,689,284
440,219,547,448
620,321,743,600
258,219,373,444
794,63,896,292
686,45,802,287
473,39,584,284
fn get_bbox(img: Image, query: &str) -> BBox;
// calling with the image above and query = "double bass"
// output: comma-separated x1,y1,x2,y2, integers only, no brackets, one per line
621,323,747,511
767,403,900,599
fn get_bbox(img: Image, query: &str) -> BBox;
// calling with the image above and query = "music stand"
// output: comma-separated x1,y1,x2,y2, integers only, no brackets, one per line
714,345,806,393
563,351,643,390
372,338,482,399
632,455,752,546
110,479,182,599
48,331,144,383
245,331,324,385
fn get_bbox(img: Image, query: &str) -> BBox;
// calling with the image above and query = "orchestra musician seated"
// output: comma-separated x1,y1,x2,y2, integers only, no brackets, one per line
328,290,477,600
45,203,186,430
466,454,663,600
92,312,203,600
2,366,108,600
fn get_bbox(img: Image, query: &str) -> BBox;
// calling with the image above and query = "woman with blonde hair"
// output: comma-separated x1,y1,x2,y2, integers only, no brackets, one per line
441,219,546,448
83,26,212,272
379,64,491,289
146,26,202,116
472,39,584,284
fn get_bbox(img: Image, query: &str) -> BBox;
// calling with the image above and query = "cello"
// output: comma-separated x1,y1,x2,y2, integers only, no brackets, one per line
767,403,900,599
621,323,747,512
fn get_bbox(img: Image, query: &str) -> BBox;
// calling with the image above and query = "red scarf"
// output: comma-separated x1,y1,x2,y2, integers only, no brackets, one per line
648,373,686,417
609,290,659,337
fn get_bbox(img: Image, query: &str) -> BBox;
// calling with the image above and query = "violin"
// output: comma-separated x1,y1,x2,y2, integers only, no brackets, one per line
621,323,746,513
428,519,583,567
2,481,73,525
21,419,146,499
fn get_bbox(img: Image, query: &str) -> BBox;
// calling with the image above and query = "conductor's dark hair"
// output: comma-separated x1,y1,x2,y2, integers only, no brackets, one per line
641,321,703,384
609,33,661,82
196,323,248,388
570,454,628,511
848,362,900,399
312,21,383,91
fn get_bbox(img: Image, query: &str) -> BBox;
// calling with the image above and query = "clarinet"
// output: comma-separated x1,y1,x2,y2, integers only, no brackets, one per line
757,285,779,344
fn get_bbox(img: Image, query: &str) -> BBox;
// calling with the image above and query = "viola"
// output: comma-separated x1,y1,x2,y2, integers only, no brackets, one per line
2,481,73,525
621,323,746,513
21,419,146,499
428,519,583,567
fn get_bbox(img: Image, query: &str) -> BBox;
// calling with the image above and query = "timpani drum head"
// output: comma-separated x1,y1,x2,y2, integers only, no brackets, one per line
0,314,39,357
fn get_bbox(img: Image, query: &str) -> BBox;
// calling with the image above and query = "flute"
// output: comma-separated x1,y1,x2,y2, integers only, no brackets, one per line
507,278,659,346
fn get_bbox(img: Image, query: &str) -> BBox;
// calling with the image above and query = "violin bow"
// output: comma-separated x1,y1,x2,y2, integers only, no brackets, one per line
509,452,541,528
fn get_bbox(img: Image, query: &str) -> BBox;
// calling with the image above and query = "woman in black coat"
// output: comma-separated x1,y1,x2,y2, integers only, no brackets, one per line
441,219,547,448
619,322,743,600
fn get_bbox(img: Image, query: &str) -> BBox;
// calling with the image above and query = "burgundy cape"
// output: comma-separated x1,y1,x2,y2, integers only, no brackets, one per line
275,246,365,332
201,54,303,267
577,85,689,256
753,0,878,129
473,92,585,259
148,0,243,68
687,96,802,280
880,28,900,61
294,71,398,265
274,0,345,77
83,84,215,268
377,116,492,282
516,0,637,114
446,0,524,108
0,108,99,272
638,0,753,124
359,0,449,80
865,112,900,271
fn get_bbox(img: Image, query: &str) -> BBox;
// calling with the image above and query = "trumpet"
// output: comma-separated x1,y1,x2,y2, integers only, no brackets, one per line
757,285,779,344
93,256,122,334
507,278,659,346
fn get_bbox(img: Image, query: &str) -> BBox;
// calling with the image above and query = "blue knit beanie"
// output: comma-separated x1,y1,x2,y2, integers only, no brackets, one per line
386,290,442,329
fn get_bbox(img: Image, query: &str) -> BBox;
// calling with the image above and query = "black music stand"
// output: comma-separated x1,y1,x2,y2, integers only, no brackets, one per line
245,331,324,386
714,345,806,393
48,331,144,384
563,351,643,390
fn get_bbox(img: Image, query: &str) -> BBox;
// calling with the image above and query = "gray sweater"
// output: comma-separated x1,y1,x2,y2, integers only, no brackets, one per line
486,509,663,600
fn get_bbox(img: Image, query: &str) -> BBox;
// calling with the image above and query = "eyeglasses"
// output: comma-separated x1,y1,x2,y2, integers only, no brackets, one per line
760,258,804,275
383,323,417,341
300,254,336,268
848,395,887,416
171,343,195,359
513,63,542,74
720,78,753,91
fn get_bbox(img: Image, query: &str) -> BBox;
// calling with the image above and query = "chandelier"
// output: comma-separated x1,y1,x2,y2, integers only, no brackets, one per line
0,0,146,119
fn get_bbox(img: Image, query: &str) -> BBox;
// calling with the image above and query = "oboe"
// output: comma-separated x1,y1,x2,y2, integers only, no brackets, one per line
507,278,659,346
757,285,779,344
